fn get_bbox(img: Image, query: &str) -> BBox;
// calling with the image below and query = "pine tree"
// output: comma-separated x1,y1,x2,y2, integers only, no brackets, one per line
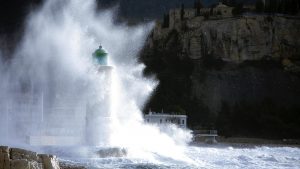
256,0,264,13
222,0,229,5
269,0,277,13
227,0,237,7
291,0,299,15
180,4,185,20
194,0,203,16
162,14,169,28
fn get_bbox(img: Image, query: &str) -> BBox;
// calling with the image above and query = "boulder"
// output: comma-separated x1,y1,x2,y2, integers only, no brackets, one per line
10,148,38,162
10,159,40,169
0,147,9,154
59,162,85,169
0,146,60,169
96,148,127,158
0,146,10,169
39,154,60,169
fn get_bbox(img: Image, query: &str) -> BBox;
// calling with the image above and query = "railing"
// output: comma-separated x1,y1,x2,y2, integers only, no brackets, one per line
193,130,218,136
193,130,218,144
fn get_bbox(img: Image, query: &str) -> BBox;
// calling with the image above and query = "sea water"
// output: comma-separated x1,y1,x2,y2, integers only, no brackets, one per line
51,145,300,169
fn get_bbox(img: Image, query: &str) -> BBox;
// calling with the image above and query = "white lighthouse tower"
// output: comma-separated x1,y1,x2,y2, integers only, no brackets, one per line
85,46,113,146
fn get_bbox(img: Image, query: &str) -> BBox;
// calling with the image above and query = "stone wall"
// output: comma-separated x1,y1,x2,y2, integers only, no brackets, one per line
0,146,60,169
184,9,196,19
169,9,181,29
213,3,233,18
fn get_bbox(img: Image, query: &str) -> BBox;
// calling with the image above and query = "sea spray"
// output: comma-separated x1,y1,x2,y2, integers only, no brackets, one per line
0,0,193,163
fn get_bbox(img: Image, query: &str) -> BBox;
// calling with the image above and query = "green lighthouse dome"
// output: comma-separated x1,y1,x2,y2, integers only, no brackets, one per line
93,45,108,65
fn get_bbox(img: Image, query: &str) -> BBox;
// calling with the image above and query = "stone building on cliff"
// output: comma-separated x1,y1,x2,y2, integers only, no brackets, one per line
212,2,234,17
154,2,234,38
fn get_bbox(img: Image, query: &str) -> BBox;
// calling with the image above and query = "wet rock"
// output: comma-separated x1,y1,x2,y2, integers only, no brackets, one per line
0,146,60,169
10,159,40,169
0,147,9,154
10,148,38,162
59,162,86,169
96,148,127,158
39,154,60,169
0,146,10,169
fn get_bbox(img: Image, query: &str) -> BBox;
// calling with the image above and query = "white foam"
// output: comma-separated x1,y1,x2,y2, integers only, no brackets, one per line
0,0,193,164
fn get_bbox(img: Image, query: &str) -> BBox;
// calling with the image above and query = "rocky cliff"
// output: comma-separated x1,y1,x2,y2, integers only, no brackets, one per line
0,146,60,169
140,15,300,138
152,15,300,62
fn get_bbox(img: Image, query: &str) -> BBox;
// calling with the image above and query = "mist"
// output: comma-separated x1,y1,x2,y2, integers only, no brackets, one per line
0,0,192,163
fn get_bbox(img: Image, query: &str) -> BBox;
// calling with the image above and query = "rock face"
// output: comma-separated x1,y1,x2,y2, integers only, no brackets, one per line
153,15,300,63
0,146,60,169
141,15,300,138
0,146,10,169
96,148,127,158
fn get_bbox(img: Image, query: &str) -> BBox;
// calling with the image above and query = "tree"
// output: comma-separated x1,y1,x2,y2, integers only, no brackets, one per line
222,0,229,5
180,3,185,20
203,12,210,19
221,0,237,6
268,0,277,13
162,14,169,28
255,0,264,13
261,0,300,15
224,0,237,7
194,0,204,16
232,3,244,16
290,0,299,15
277,0,285,14
281,0,300,15
210,7,214,16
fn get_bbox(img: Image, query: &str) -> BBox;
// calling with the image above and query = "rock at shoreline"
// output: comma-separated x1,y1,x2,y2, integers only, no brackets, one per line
0,146,60,169
0,146,10,169
39,154,60,169
96,148,127,158
59,162,86,169
10,148,38,162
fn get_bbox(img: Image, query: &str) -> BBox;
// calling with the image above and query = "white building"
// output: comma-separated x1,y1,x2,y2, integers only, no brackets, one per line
213,2,234,17
144,111,187,128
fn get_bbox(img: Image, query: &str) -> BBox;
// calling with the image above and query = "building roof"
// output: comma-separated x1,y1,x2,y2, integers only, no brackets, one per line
145,112,187,118
216,2,229,8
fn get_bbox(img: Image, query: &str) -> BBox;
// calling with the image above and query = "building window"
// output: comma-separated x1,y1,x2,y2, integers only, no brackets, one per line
182,120,185,125
147,119,149,122
160,119,162,123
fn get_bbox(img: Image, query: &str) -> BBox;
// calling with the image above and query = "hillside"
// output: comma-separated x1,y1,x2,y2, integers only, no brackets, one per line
140,10,300,138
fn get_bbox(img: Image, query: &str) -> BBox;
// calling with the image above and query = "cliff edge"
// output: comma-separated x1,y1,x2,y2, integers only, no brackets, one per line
140,14,300,138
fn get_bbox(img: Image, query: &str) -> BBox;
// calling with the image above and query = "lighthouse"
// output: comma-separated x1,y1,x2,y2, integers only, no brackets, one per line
86,45,113,146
